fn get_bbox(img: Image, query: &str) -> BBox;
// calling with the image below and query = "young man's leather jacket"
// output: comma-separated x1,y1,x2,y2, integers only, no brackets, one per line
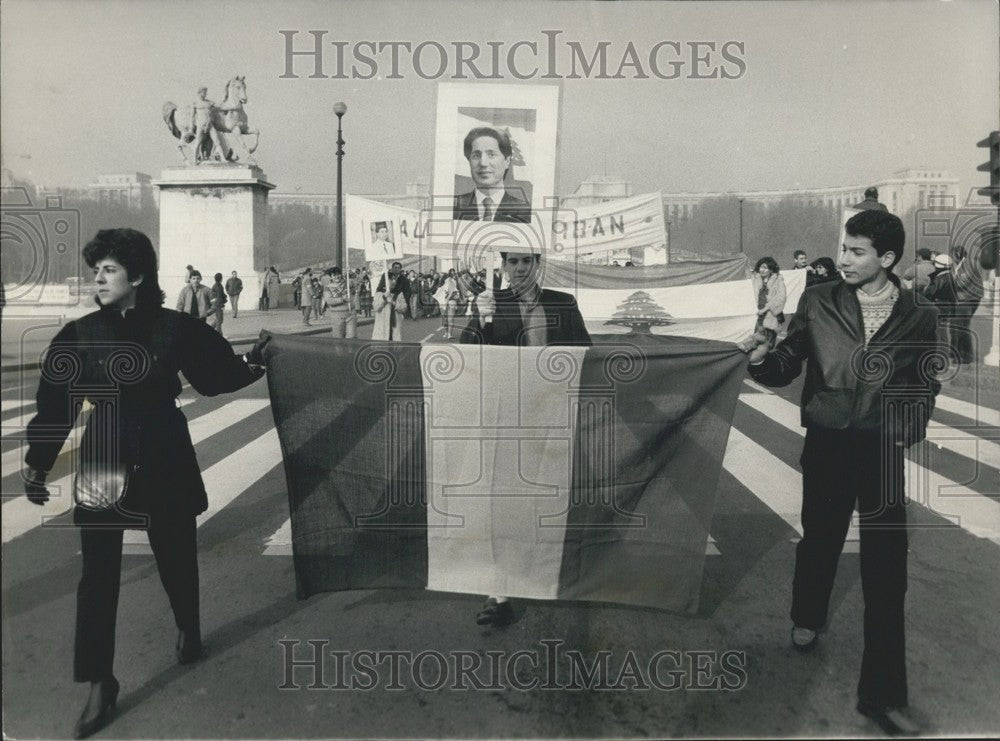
749,275,941,446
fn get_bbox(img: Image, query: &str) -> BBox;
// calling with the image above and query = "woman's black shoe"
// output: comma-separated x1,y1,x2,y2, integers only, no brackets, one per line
73,677,119,739
176,628,202,665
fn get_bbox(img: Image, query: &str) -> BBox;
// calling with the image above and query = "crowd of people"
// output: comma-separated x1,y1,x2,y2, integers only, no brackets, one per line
282,263,499,341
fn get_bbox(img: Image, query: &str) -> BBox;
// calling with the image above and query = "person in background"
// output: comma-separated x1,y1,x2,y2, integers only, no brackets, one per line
323,267,356,339
792,250,811,272
751,256,786,349
902,248,935,294
358,272,373,318
853,186,889,212
208,272,226,333
224,271,242,318
176,269,211,321
924,253,958,362
371,263,407,341
291,273,303,310
808,257,840,286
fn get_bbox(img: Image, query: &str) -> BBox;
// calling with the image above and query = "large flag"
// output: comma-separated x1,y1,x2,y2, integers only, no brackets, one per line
264,334,747,613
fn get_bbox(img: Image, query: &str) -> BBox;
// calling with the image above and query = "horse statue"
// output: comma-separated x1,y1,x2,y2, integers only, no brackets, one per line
162,76,261,166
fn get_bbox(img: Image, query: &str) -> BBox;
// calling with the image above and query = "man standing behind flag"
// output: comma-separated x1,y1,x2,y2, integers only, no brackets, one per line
738,209,939,736
460,247,591,626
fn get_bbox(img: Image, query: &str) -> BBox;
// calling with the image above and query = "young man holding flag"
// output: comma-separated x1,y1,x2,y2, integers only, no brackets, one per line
739,209,939,735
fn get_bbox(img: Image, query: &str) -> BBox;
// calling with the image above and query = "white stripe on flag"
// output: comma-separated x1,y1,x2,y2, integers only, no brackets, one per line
422,344,587,599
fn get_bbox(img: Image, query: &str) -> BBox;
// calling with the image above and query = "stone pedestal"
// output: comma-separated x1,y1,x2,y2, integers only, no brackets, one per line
154,165,275,308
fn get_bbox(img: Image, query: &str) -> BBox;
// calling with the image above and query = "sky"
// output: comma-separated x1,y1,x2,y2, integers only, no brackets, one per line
1,0,998,200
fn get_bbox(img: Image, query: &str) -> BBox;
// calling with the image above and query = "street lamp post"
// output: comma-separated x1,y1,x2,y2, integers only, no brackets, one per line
738,197,745,253
334,101,347,270
666,220,672,263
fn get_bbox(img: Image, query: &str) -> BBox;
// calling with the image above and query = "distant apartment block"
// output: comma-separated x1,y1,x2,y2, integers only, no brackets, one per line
87,172,156,208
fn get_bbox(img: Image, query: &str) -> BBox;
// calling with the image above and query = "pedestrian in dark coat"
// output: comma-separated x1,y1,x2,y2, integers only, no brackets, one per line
23,229,267,739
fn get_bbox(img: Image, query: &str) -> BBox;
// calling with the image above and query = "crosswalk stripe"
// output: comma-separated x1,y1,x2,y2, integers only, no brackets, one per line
123,428,281,552
0,398,255,543
742,379,775,395
1,399,198,484
740,393,1000,474
1,398,36,416
722,426,806,535
934,394,1000,428
925,420,1000,471
740,392,1000,543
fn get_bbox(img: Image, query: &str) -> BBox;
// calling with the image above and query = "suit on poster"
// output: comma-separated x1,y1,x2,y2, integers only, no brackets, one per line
452,189,531,223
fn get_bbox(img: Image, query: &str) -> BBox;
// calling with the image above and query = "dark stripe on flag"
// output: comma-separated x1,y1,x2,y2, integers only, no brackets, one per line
558,335,747,613
265,335,428,598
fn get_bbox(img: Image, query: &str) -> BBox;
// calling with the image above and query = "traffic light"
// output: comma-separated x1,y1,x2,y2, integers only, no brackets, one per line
977,130,1000,206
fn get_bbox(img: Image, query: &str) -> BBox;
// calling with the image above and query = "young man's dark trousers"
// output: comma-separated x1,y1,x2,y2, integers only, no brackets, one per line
792,427,908,708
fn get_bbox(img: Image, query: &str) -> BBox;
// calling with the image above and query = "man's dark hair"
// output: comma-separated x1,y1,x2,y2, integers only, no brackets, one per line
916,248,932,261
754,256,780,274
864,186,879,199
391,261,403,270
845,209,905,268
793,249,807,259
463,127,512,160
214,272,223,282
330,266,342,276
82,228,164,309
189,269,202,280
499,252,540,264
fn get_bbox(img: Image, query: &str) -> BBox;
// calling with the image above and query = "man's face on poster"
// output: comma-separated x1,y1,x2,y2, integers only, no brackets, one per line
377,226,389,242
467,135,510,190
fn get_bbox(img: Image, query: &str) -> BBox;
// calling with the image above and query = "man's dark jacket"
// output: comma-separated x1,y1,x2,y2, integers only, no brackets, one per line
749,276,940,445
459,288,592,346
452,190,531,224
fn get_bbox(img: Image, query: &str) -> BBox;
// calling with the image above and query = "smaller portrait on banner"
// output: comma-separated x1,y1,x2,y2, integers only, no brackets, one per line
365,220,404,262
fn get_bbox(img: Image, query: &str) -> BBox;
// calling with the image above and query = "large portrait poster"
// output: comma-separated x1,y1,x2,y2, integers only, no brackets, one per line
430,83,560,270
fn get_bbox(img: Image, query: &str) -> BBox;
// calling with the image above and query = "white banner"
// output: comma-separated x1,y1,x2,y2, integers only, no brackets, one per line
552,192,667,262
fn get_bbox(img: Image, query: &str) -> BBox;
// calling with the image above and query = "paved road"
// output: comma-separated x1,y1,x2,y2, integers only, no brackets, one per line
2,315,999,738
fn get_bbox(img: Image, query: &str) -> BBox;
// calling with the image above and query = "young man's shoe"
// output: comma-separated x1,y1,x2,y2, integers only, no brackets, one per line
476,598,516,627
857,702,921,736
791,625,818,652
